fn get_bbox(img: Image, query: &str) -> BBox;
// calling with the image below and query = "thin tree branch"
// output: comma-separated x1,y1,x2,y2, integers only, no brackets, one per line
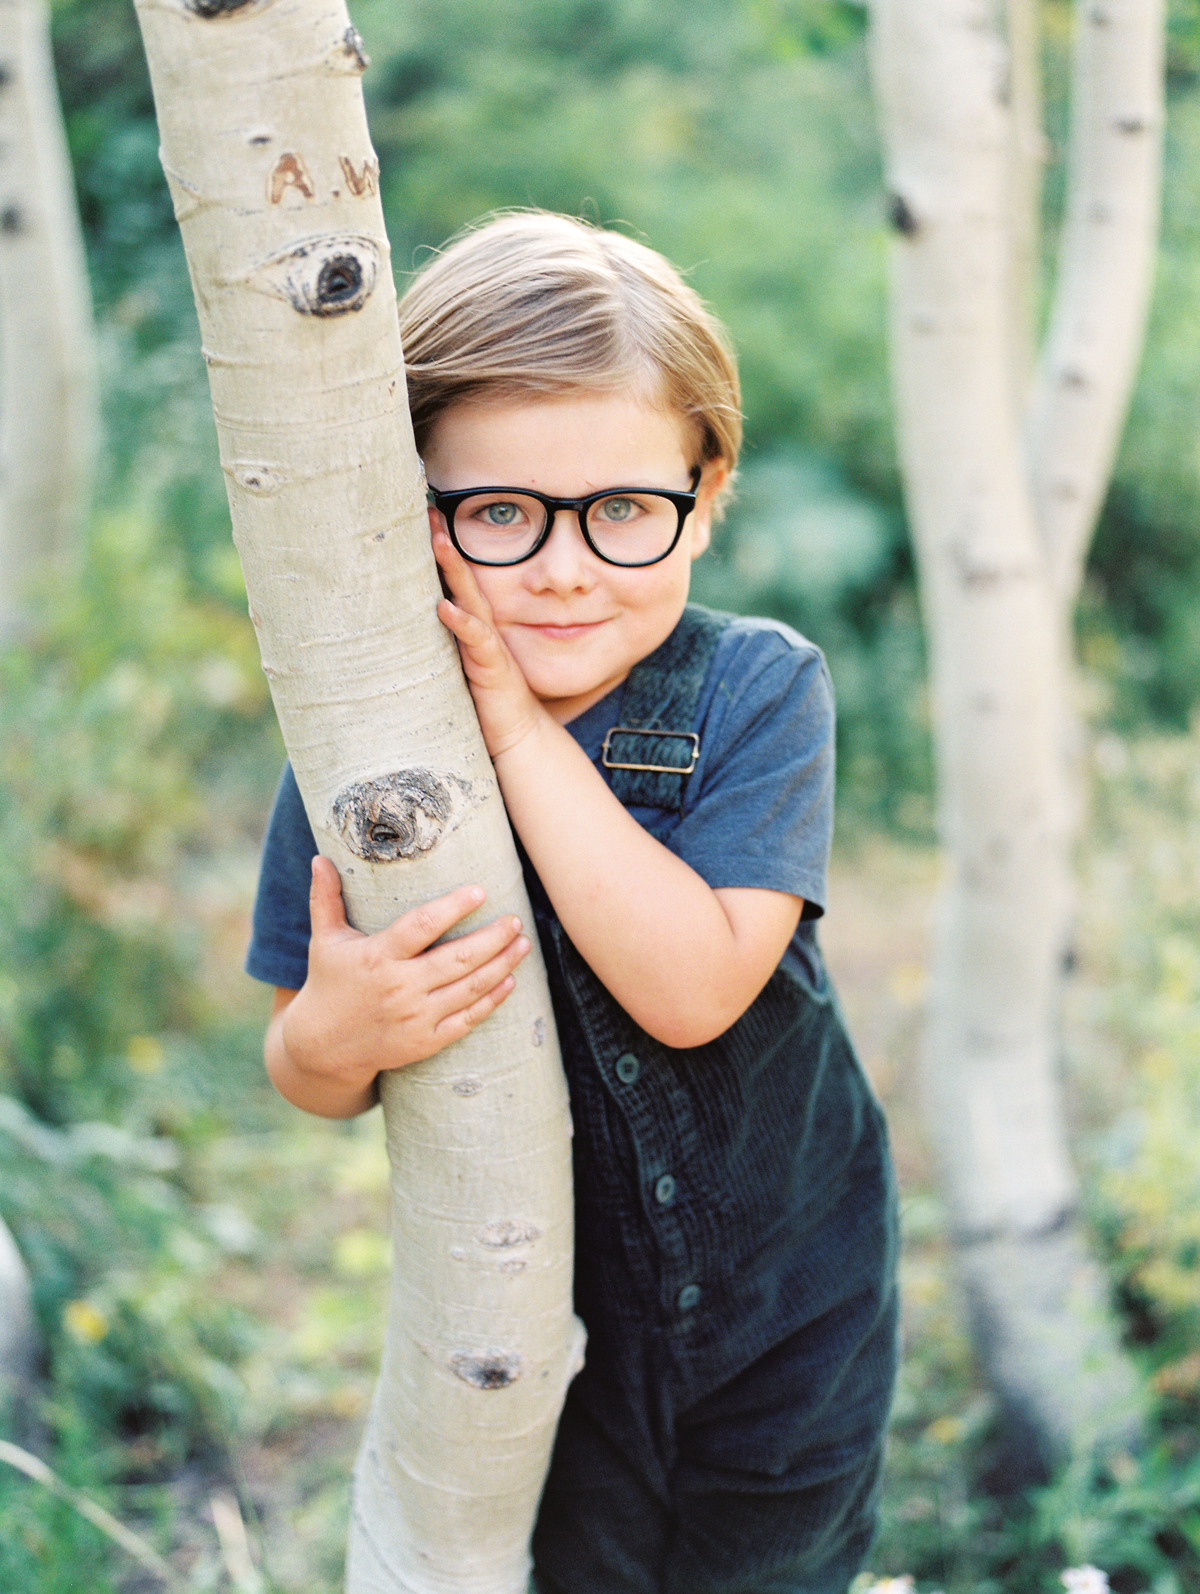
0,1439,185,1588
1004,0,1046,406
1027,0,1165,603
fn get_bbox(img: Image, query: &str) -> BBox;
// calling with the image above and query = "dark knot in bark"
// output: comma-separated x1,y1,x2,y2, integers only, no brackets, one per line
332,769,476,861
315,254,363,313
450,1351,522,1390
341,26,370,71
253,234,380,318
187,0,256,16
887,192,920,238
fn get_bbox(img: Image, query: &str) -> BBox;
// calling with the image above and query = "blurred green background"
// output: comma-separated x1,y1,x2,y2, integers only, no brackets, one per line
3,1,1200,1588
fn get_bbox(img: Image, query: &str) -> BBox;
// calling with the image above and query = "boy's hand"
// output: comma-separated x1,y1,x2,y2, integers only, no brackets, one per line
432,529,544,757
269,857,531,1115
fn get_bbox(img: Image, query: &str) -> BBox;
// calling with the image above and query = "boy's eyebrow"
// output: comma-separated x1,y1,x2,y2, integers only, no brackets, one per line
426,467,701,495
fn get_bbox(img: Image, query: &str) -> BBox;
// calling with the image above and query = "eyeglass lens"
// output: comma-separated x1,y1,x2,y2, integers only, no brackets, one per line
450,490,684,566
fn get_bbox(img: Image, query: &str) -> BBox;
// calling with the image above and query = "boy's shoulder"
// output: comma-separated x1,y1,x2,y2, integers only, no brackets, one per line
694,605,824,667
687,604,831,715
653,605,836,791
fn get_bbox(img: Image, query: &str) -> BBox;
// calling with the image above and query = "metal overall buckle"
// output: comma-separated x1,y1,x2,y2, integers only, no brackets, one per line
600,727,700,775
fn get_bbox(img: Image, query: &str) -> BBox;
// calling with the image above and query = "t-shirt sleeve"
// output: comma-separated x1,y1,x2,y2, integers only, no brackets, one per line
245,761,317,990
665,623,834,917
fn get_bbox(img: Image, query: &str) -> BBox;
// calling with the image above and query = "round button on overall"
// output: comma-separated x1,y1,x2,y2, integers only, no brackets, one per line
615,1052,640,1084
653,1174,676,1206
677,1284,701,1312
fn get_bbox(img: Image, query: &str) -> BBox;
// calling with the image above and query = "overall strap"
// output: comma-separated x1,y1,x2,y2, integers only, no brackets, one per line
602,603,731,811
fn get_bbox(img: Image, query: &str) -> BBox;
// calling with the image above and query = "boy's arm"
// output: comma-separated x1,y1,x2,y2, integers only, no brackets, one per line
435,539,803,1049
264,856,531,1118
501,724,801,1045
266,985,378,1119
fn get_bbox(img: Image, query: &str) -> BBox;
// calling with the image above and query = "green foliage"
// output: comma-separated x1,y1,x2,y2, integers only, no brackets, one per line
49,0,237,602
0,1426,124,1594
0,508,281,1585
359,0,891,476
1081,728,1200,1379
0,511,272,1125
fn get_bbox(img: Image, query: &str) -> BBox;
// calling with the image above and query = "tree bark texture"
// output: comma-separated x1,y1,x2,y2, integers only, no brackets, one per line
0,1211,37,1428
132,3,582,1589
0,0,96,637
869,0,1161,1470
1003,0,1045,400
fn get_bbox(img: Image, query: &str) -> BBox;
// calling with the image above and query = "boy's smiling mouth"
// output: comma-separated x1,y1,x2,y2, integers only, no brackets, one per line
522,619,609,641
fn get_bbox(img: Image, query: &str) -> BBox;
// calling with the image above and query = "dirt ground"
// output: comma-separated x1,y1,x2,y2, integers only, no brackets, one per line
822,837,941,1188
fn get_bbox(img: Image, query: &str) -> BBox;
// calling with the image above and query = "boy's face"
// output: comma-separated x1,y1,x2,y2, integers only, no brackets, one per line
424,392,723,724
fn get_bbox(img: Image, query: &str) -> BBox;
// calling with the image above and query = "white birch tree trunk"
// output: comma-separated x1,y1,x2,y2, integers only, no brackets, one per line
133,3,582,1588
0,0,97,638
869,0,1162,1470
0,0,99,1419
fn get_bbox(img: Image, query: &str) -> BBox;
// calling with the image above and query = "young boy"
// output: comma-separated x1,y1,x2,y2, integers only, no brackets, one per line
247,212,897,1593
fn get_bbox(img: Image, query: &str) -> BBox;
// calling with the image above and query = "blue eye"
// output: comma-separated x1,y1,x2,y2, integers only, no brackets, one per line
594,496,638,523
482,501,522,526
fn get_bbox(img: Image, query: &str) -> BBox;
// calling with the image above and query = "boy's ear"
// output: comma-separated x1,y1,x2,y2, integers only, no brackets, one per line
689,461,729,560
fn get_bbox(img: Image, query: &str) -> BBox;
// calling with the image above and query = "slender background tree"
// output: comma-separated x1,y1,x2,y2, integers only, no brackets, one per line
869,0,1164,1472
0,0,96,637
0,0,101,1428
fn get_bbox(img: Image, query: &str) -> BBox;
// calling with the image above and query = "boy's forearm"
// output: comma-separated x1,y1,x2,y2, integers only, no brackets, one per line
264,998,380,1119
493,716,799,1047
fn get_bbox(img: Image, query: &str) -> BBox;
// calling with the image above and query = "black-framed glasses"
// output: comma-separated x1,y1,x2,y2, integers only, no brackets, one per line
428,467,701,568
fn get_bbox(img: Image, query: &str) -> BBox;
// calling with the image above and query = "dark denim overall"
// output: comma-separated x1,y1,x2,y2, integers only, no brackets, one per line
527,608,899,1594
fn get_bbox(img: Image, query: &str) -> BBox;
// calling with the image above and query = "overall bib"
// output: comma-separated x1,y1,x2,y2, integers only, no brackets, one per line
527,608,899,1594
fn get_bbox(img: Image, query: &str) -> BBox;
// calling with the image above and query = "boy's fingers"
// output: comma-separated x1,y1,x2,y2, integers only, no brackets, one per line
432,534,495,624
431,932,531,1009
431,528,470,590
309,855,353,939
424,918,529,994
436,973,519,1045
437,598,497,659
384,884,488,959
431,526,467,575
375,971,516,1073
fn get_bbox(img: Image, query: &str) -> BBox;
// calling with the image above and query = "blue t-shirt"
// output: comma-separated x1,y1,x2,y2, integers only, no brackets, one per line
245,614,835,995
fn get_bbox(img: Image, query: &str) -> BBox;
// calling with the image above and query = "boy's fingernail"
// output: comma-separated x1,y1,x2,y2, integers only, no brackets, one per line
468,885,485,904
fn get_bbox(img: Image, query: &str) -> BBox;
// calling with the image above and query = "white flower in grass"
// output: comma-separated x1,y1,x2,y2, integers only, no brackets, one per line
862,1580,917,1594
1062,1569,1110,1594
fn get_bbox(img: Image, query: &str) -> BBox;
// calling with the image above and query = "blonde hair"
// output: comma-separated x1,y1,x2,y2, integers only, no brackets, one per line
396,212,742,498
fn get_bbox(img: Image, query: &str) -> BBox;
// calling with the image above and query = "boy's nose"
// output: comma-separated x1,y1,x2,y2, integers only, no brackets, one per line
527,508,598,589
